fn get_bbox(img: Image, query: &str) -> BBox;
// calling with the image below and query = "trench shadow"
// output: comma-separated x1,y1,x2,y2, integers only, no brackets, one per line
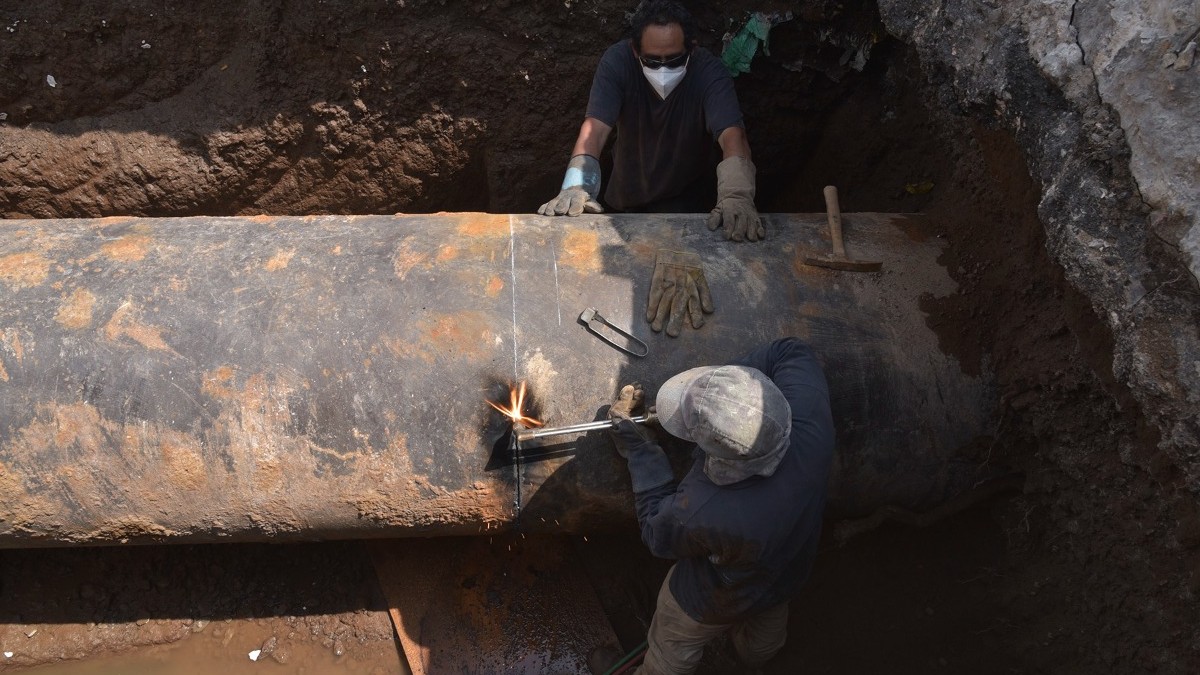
0,539,389,626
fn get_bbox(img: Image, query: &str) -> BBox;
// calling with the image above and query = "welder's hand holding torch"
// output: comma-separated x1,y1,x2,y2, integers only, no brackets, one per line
607,384,653,459
607,384,675,494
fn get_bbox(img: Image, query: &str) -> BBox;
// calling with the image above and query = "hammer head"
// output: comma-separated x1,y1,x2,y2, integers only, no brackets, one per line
802,254,882,273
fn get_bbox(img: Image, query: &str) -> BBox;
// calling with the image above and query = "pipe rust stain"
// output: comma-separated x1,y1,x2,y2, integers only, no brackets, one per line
421,312,495,361
50,401,109,450
264,248,297,271
202,365,237,400
0,329,26,363
558,230,601,273
380,335,435,364
254,454,286,493
103,300,174,353
454,213,511,239
436,245,460,262
0,252,51,290
103,301,173,352
160,432,207,492
0,463,43,523
100,233,153,262
382,312,495,363
392,239,431,280
485,275,505,297
55,287,97,329
0,329,28,381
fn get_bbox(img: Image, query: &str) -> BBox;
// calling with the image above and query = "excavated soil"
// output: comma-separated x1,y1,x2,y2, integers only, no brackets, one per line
2,1,1196,673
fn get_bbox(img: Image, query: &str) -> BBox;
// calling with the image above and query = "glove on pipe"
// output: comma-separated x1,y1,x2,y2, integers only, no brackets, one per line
538,154,604,216
646,250,714,337
706,156,765,242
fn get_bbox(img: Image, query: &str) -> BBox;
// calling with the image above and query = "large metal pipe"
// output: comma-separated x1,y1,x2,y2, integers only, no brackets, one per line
0,213,994,547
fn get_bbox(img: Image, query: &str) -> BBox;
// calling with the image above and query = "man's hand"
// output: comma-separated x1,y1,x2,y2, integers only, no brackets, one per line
646,250,714,337
707,156,765,242
608,384,652,458
538,154,603,216
608,383,644,422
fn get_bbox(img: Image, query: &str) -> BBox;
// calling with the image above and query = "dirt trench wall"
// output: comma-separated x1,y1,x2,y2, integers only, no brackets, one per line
875,0,1200,668
878,0,1200,494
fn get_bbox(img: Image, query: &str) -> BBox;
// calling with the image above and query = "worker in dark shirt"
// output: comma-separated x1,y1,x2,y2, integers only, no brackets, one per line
605,338,835,673
539,0,765,242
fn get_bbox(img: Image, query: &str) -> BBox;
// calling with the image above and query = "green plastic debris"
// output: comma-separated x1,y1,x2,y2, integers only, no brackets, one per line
721,12,791,77
904,181,935,195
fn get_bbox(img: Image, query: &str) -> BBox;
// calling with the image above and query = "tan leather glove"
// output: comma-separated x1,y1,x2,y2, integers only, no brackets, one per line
608,384,650,458
538,154,604,216
645,250,714,337
706,156,765,242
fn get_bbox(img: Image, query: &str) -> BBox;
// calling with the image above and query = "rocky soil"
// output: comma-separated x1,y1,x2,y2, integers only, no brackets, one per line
2,0,1198,673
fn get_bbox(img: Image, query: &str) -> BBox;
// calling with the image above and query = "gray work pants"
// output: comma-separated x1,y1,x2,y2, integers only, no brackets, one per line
635,566,789,675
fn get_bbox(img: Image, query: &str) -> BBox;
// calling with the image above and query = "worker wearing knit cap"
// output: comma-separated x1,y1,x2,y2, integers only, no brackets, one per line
604,337,835,674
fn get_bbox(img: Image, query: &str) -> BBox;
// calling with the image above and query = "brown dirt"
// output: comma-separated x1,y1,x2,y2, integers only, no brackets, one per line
2,0,1197,673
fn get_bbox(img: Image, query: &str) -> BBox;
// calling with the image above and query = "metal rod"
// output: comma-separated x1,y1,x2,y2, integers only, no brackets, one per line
516,415,652,442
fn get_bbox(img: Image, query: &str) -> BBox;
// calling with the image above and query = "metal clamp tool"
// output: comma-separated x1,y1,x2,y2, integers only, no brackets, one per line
578,307,648,358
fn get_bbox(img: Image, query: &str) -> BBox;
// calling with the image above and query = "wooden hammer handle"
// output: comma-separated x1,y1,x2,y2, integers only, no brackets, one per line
823,185,846,257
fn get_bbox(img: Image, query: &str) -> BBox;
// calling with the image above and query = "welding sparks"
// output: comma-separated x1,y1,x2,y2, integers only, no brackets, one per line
488,381,543,427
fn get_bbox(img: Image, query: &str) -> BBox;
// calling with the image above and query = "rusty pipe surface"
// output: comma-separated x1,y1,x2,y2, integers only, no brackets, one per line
0,213,995,547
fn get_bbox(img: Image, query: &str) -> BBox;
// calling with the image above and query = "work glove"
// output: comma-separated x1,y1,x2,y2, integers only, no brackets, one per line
646,250,715,337
538,154,604,216
706,156,765,242
607,384,674,493
607,384,652,459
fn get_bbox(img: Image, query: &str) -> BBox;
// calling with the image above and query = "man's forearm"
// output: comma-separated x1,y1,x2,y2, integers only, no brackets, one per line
571,117,612,158
717,126,752,160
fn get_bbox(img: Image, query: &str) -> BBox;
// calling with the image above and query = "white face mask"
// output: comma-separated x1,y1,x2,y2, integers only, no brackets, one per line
642,62,687,99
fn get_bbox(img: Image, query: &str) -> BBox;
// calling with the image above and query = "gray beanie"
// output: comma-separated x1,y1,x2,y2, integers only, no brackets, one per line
655,365,792,485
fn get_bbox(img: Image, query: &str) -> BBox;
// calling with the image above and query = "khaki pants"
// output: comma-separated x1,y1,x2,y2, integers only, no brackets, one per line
635,566,789,675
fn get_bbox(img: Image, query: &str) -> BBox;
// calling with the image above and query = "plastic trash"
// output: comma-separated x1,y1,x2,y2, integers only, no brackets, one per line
720,11,792,77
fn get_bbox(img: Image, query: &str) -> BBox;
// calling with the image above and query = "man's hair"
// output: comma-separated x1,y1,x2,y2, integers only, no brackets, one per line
629,1,698,52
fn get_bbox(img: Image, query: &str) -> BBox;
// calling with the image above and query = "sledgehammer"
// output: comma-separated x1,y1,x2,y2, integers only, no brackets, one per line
803,185,882,272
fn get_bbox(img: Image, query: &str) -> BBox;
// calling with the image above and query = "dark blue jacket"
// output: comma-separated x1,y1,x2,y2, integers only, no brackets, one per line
620,338,834,624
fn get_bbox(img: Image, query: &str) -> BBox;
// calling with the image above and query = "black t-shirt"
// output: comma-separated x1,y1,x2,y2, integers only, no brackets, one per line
585,39,745,212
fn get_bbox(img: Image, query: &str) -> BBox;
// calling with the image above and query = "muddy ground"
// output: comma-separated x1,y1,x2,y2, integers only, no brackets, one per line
1,0,1197,673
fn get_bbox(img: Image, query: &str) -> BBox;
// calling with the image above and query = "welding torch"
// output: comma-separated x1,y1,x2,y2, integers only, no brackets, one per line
515,414,656,443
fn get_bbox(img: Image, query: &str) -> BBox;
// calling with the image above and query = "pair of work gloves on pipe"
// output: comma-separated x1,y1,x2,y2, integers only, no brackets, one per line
538,155,766,243
607,384,675,493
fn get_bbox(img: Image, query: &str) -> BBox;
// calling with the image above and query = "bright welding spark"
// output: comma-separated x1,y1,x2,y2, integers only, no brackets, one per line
487,381,543,427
